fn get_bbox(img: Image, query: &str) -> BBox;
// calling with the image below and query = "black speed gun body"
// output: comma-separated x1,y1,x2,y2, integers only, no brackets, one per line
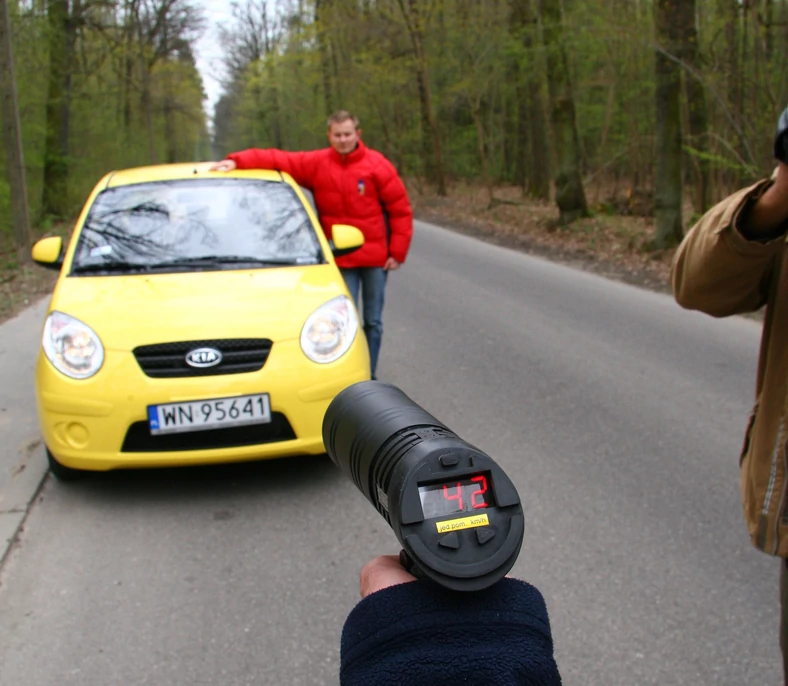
322,381,524,592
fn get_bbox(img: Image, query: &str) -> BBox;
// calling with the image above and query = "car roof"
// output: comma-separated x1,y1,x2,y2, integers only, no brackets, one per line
104,163,285,189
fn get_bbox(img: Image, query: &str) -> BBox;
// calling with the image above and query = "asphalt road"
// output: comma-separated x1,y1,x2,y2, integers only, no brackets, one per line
0,219,781,685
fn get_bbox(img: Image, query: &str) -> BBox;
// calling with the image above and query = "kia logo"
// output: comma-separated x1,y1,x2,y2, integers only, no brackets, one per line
185,347,223,368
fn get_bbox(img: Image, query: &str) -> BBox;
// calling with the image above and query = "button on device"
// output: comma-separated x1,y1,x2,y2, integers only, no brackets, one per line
476,528,496,545
438,532,460,549
439,454,459,467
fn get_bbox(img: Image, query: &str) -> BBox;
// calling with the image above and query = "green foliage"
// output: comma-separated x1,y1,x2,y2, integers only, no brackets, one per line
0,0,208,235
209,0,655,193
683,144,757,176
4,0,784,239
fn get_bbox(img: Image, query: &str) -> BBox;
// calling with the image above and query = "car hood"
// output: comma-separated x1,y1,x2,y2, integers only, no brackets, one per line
48,266,347,351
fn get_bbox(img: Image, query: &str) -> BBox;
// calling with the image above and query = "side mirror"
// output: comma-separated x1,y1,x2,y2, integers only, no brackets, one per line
330,224,364,258
31,236,64,270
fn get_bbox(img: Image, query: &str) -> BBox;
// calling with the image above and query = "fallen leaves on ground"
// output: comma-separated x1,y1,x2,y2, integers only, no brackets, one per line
409,181,675,295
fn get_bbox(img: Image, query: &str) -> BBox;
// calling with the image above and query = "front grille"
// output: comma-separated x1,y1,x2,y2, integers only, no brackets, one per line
133,339,273,378
121,412,296,452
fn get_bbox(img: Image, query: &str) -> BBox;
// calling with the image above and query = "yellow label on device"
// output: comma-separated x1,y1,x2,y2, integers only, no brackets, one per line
435,513,489,533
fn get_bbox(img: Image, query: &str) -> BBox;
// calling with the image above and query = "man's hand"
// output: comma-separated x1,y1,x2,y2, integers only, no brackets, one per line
383,257,400,271
359,554,417,598
773,161,788,195
209,159,237,172
744,106,788,237
742,161,788,237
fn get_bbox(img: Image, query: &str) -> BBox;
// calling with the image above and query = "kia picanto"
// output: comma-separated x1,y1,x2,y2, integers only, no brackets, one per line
31,163,371,479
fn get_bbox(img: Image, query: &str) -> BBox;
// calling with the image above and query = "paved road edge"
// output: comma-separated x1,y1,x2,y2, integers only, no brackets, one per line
0,447,48,567
0,296,51,568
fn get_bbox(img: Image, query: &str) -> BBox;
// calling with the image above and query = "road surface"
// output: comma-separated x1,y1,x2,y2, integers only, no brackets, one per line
0,220,779,685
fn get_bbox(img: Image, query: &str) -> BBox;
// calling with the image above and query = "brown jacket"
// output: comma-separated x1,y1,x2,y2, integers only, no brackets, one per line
671,175,788,557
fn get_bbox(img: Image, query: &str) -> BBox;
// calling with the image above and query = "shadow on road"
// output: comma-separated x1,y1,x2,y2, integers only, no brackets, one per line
42,454,345,508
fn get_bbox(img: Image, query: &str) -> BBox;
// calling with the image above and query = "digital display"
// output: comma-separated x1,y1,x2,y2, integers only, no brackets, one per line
418,472,493,519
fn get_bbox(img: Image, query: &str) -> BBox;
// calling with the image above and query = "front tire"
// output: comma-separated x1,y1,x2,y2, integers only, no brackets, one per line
46,448,85,481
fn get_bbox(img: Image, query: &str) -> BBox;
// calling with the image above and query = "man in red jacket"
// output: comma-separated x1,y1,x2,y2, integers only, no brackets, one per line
209,110,413,379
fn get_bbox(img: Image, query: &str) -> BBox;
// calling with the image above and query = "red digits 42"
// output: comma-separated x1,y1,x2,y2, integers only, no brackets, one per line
442,483,464,510
470,475,488,509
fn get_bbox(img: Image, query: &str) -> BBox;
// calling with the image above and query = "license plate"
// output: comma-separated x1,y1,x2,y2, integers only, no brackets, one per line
147,393,271,435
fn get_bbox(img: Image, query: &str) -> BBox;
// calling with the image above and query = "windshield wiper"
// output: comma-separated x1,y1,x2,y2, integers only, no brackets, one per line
71,261,152,274
151,255,314,268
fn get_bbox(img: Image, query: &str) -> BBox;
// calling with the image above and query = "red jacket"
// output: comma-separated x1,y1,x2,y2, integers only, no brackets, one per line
227,141,413,269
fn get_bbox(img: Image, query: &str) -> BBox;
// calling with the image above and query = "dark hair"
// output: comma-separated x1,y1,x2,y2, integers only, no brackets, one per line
327,110,360,130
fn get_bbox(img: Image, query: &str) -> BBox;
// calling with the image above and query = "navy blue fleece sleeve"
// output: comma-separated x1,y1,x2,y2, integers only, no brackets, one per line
340,578,561,685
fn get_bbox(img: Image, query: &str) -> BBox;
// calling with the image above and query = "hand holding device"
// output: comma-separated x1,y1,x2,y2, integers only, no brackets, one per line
323,381,524,592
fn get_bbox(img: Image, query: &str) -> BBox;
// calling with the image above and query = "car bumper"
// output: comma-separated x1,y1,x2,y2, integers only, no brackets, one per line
35,338,370,471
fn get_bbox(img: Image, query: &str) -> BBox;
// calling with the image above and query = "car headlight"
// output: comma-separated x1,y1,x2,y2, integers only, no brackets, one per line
300,296,359,364
42,311,105,379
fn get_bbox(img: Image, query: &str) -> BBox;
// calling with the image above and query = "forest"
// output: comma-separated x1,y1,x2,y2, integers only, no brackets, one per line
1,0,785,265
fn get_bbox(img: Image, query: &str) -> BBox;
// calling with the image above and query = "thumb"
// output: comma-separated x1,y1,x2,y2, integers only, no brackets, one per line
359,555,417,598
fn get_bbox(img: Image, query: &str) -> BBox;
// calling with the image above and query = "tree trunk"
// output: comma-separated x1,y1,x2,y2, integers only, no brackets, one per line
263,61,283,149
142,78,156,162
677,0,710,213
514,81,528,189
397,0,446,196
330,33,342,107
654,0,684,248
162,24,177,163
314,0,333,115
501,59,522,185
42,0,77,219
121,0,137,136
122,49,134,134
471,97,494,207
414,57,435,183
741,1,750,137
721,0,740,115
261,11,283,149
164,98,176,163
718,0,741,186
525,73,550,201
763,0,774,64
509,0,550,201
0,0,32,262
137,17,157,163
539,0,589,223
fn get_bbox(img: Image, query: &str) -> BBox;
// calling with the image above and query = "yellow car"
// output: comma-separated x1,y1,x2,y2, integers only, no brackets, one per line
31,163,371,480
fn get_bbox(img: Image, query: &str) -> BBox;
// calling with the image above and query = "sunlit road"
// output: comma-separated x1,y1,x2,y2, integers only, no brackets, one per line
0,220,781,685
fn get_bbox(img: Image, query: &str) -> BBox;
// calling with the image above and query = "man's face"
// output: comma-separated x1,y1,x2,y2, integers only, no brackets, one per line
328,119,360,155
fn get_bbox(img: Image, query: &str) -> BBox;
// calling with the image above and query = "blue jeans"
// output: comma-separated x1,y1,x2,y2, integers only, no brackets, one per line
341,267,388,379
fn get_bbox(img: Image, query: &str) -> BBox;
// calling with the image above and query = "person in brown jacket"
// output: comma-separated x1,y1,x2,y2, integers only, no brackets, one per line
671,108,788,681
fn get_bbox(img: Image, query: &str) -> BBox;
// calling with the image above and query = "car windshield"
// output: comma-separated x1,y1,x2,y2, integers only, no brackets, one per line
70,178,324,275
